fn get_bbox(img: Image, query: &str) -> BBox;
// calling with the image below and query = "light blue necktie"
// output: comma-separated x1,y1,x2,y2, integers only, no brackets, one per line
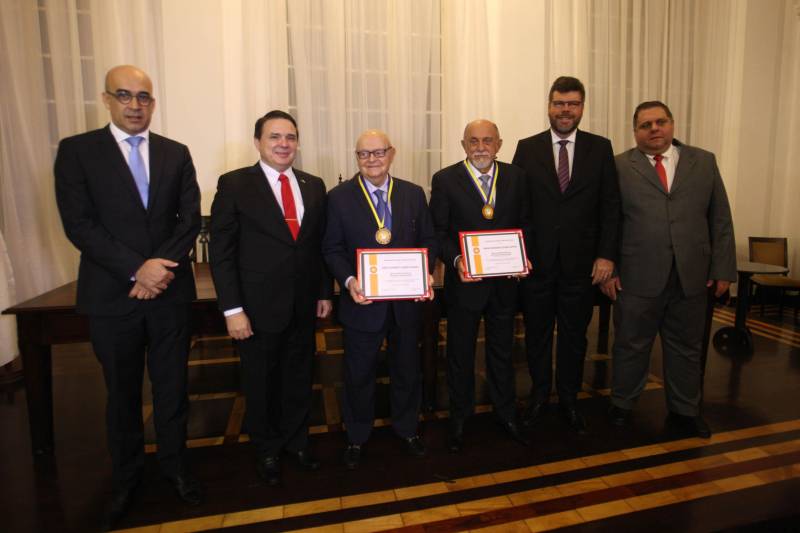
374,189,392,231
125,136,148,208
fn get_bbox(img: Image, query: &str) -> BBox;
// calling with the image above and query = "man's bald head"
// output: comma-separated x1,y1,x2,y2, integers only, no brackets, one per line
102,65,155,135
355,129,395,186
461,119,502,173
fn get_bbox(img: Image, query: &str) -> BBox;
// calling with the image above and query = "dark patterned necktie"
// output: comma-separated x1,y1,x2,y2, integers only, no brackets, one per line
557,140,570,193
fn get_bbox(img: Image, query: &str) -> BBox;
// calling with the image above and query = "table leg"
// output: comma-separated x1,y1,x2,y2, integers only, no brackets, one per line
17,314,55,455
712,271,754,353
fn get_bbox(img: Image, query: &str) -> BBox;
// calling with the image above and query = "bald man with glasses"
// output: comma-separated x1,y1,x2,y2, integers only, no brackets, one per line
55,65,202,529
323,130,437,470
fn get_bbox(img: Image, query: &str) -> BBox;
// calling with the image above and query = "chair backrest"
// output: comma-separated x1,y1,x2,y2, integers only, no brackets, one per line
748,237,788,267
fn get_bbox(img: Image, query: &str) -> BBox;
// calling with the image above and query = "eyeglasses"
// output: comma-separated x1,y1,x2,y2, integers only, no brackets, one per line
550,100,583,109
636,118,672,130
356,147,393,160
105,90,154,107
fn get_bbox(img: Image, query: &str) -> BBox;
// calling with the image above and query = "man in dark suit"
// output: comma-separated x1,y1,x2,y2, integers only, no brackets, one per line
209,110,332,485
601,101,736,438
54,65,202,528
430,119,530,453
323,129,436,470
512,76,621,433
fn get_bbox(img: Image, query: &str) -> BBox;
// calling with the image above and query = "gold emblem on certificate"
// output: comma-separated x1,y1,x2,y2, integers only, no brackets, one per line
375,227,392,244
482,204,494,220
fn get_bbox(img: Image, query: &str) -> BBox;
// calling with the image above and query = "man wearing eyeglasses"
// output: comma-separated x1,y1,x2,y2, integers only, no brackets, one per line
54,65,202,529
512,76,621,434
209,110,332,486
601,101,736,438
323,130,437,470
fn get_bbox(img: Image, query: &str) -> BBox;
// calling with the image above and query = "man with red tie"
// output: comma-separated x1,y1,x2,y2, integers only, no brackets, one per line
210,110,332,485
601,101,736,437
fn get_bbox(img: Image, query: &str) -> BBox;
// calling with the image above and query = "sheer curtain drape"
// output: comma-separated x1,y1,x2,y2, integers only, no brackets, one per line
543,0,737,157
441,0,492,166
221,0,289,171
0,0,75,305
287,0,440,188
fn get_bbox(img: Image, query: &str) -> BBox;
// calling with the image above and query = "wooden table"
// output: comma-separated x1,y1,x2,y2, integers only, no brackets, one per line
3,262,612,457
713,261,789,353
1,263,226,455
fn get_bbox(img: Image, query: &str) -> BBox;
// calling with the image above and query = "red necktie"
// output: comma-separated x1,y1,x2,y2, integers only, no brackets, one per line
278,173,300,240
654,154,669,192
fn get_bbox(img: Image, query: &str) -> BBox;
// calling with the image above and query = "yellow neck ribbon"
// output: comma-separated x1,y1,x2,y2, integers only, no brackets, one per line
463,160,498,206
358,175,394,229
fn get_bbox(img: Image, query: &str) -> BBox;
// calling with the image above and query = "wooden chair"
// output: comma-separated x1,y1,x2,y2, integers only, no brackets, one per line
749,237,800,323
190,215,211,263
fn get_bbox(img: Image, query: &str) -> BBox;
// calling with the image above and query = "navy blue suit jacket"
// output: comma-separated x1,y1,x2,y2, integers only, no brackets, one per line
54,125,201,316
323,175,438,333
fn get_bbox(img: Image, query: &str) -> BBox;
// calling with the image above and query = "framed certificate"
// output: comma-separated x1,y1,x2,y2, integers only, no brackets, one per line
356,248,431,300
458,229,529,279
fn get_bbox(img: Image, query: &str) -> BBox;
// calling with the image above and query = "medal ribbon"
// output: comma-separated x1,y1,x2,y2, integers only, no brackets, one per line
463,160,498,206
358,175,394,230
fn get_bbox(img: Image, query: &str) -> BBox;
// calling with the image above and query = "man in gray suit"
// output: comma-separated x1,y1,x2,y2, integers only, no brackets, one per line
601,101,736,438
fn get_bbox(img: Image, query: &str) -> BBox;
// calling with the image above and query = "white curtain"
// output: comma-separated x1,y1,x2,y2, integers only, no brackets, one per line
287,0,440,189
441,0,493,166
0,230,17,366
542,0,737,157
220,0,290,171
0,0,76,304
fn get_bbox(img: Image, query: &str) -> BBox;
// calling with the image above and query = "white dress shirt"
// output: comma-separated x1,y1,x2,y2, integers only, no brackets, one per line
645,143,680,191
109,122,150,181
259,161,305,222
224,162,306,317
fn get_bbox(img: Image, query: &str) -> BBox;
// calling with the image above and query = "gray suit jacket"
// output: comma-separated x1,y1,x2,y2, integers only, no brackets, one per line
615,140,736,297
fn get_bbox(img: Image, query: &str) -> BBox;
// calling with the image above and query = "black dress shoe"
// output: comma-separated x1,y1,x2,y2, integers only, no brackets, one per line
447,421,464,453
403,435,427,457
667,412,712,439
101,479,140,531
255,456,282,486
170,472,203,506
343,444,362,470
608,405,631,426
521,400,547,428
286,448,321,471
559,405,587,435
498,420,530,446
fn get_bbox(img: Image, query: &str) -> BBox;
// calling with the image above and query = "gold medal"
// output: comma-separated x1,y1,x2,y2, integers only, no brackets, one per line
464,160,499,221
375,227,392,244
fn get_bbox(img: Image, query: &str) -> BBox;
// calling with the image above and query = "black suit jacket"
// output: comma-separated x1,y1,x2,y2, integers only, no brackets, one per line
512,129,620,279
209,163,332,333
322,176,437,333
54,125,201,316
429,160,529,312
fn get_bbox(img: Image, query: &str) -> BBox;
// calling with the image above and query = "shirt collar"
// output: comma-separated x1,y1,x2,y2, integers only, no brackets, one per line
109,122,149,144
362,174,391,195
550,128,577,145
645,143,678,162
259,161,296,186
466,160,495,178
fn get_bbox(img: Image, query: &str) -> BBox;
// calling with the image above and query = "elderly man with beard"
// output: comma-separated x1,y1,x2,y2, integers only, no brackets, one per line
512,77,621,434
430,119,531,453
